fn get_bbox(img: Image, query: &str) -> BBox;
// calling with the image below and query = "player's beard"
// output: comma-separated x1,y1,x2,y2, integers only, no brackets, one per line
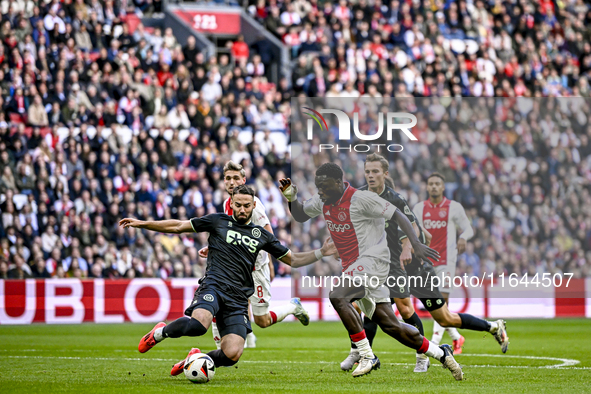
233,211,253,225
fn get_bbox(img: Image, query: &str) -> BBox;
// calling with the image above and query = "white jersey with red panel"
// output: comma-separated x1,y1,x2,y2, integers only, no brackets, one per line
224,196,271,271
302,183,397,271
413,197,474,268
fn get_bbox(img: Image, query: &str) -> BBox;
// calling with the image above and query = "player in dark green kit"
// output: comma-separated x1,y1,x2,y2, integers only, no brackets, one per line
120,185,336,371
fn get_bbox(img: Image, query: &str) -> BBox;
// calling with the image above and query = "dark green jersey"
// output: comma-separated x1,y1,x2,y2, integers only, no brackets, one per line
190,213,289,297
359,185,418,263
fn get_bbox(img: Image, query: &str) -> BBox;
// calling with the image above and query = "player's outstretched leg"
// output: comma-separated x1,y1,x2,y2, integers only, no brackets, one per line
254,298,310,328
170,348,201,376
429,305,509,353
372,304,463,381
138,315,209,354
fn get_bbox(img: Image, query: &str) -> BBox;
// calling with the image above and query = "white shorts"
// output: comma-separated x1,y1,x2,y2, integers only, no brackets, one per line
434,261,457,294
344,256,390,319
249,263,271,316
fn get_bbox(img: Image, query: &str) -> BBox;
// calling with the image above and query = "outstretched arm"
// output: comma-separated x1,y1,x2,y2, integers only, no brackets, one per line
278,178,312,223
119,218,194,234
279,237,336,268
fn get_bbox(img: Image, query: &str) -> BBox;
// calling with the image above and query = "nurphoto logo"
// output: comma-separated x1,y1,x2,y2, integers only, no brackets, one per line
303,107,418,153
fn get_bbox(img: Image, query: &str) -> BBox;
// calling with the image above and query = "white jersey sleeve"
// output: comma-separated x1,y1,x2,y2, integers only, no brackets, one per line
252,196,271,228
412,202,424,226
303,193,324,218
354,190,397,220
450,201,474,241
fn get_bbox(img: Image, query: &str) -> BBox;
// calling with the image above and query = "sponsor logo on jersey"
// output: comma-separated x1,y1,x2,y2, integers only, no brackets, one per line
337,212,347,221
252,228,261,238
326,220,351,233
425,212,431,217
203,294,215,302
258,299,266,303
228,222,232,227
226,229,260,253
423,219,448,229
404,205,412,215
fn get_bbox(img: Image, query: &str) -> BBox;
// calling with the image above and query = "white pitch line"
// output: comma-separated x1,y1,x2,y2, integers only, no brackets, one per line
458,353,580,368
2,354,589,370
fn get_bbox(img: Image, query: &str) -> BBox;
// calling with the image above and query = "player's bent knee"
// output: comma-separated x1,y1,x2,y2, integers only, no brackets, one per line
225,346,243,362
185,317,208,336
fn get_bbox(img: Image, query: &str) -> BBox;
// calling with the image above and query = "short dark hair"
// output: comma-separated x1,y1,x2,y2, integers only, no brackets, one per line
427,172,445,182
232,184,255,198
316,162,343,180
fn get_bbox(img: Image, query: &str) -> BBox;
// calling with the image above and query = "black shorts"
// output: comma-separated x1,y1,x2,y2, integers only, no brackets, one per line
184,280,252,339
405,258,446,312
387,261,411,299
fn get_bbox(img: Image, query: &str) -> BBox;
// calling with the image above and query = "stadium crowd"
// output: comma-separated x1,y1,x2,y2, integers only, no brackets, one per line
0,0,292,280
251,0,591,98
0,0,590,281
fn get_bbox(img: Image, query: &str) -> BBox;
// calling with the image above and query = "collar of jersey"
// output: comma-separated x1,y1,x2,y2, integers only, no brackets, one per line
429,196,447,208
331,182,350,206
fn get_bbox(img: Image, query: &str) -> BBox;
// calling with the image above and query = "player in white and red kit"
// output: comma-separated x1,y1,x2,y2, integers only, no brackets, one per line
414,173,509,354
280,163,464,380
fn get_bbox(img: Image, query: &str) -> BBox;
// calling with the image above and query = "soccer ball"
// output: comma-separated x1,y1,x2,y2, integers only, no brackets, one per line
184,353,216,383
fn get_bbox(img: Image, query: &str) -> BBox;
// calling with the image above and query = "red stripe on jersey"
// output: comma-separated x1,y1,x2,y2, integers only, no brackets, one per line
422,198,450,267
225,198,233,215
323,184,360,271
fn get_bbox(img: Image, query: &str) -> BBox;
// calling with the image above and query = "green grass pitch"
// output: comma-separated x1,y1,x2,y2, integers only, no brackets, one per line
1,319,590,393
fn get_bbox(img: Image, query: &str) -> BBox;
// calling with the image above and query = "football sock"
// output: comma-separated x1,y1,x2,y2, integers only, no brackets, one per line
246,332,257,345
403,312,424,336
211,319,221,349
207,349,237,367
154,327,164,342
417,337,444,360
431,320,444,345
363,315,379,347
350,330,374,359
269,303,297,324
446,327,462,341
162,317,208,338
403,312,425,353
488,320,499,333
459,313,492,332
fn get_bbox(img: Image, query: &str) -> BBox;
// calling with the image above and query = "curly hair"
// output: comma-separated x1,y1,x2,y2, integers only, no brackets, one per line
316,162,343,180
